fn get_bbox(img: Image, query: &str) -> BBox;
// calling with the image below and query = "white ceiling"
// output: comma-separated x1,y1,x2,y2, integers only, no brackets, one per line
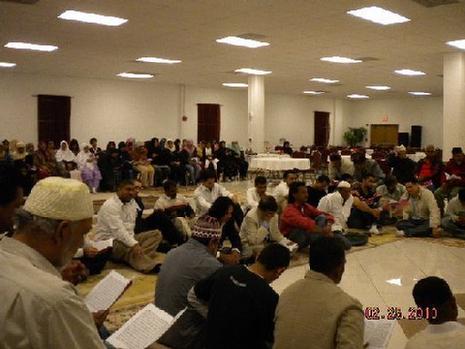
1,0,465,98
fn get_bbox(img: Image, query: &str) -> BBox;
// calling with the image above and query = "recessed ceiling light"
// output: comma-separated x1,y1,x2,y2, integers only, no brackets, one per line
310,77,339,84
222,83,248,88
366,85,391,91
117,72,154,79
303,91,326,95
347,94,370,99
136,57,181,64
58,10,128,26
320,56,362,64
0,62,16,68
446,39,465,50
5,42,58,52
216,36,270,48
409,91,431,96
395,69,426,76
347,6,410,25
235,68,272,75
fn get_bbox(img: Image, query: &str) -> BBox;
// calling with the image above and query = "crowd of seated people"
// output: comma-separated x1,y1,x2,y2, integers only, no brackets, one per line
3,137,465,348
0,137,249,194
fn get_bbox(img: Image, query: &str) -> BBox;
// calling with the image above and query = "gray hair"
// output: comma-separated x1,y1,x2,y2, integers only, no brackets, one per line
15,208,61,236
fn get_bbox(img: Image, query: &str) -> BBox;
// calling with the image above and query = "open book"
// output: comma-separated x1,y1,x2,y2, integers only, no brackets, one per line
90,238,113,252
106,304,185,349
364,319,395,349
84,270,132,312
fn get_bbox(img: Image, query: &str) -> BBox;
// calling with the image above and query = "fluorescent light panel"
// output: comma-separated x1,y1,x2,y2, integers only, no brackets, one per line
216,36,269,48
409,91,431,96
222,83,248,88
321,56,362,64
366,85,391,91
303,91,325,95
5,42,58,52
395,69,426,76
58,10,127,26
0,62,16,68
310,77,339,84
447,39,465,50
347,94,369,99
347,6,410,26
235,68,272,75
137,57,181,64
117,72,154,79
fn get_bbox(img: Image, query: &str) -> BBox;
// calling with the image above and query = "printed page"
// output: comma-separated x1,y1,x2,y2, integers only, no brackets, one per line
91,238,113,251
364,319,395,349
85,270,131,312
106,304,174,349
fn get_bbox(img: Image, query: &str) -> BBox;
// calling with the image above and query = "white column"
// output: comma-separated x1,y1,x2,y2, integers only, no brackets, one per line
443,53,465,160
248,75,265,153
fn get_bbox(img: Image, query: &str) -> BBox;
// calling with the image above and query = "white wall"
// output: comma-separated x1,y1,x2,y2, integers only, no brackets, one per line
265,94,340,147
0,72,444,150
342,97,443,148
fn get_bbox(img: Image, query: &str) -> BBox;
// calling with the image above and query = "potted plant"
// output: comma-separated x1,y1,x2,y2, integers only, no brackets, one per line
343,127,367,147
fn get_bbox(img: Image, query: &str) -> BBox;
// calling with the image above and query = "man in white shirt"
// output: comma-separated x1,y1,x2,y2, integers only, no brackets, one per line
328,153,354,181
318,181,354,233
245,176,270,211
273,170,298,212
194,169,237,215
154,179,194,240
441,188,465,239
405,276,465,349
240,196,296,259
94,179,164,273
0,177,105,349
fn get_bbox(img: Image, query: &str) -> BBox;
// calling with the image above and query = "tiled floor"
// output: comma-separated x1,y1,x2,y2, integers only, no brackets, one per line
271,239,465,348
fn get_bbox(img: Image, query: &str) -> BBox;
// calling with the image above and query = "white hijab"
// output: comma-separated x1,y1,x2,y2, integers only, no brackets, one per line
55,141,76,162
77,143,94,169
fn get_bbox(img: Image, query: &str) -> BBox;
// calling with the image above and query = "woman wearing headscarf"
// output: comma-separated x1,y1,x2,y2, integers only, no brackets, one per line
179,139,201,184
77,143,102,193
69,139,80,156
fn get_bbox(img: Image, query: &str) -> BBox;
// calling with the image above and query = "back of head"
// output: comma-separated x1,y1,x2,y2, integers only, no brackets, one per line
257,243,291,271
208,196,233,219
163,179,177,192
254,176,267,186
309,237,345,276
317,175,330,185
412,276,456,322
258,196,278,213
200,168,217,182
191,215,222,246
117,179,135,190
0,162,21,208
329,153,341,162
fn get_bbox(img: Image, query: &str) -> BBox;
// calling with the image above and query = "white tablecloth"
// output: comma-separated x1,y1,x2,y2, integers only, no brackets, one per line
249,157,310,171
406,152,426,162
254,153,291,158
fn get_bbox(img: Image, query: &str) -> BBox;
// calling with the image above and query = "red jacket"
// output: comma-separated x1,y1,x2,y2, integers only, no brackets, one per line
280,202,334,236
445,159,465,187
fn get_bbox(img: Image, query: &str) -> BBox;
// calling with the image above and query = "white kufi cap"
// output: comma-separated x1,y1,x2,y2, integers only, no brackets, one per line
337,181,351,189
24,177,94,221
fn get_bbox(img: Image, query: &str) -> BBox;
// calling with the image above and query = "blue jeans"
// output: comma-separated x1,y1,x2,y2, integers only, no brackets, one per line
441,216,465,239
396,218,431,237
289,215,352,250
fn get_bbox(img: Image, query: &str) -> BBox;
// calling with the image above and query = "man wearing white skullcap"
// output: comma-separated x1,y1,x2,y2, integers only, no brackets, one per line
0,177,106,349
318,181,354,239
387,144,417,184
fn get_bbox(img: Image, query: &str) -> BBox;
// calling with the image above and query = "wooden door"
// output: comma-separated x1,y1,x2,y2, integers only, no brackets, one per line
197,104,220,143
370,124,399,147
37,95,71,144
314,111,330,146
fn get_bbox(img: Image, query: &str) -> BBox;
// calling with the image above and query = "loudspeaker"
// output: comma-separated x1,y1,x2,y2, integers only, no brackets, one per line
410,125,422,148
398,132,409,146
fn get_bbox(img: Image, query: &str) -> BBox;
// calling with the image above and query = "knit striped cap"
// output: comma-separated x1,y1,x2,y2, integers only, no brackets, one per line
191,215,222,239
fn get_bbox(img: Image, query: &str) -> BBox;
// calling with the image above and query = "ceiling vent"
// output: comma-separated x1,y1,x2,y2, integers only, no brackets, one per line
0,0,39,3
411,0,460,7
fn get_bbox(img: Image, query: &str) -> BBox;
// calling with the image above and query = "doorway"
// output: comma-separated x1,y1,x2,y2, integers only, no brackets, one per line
370,124,399,147
314,111,330,146
197,103,220,143
37,95,71,145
